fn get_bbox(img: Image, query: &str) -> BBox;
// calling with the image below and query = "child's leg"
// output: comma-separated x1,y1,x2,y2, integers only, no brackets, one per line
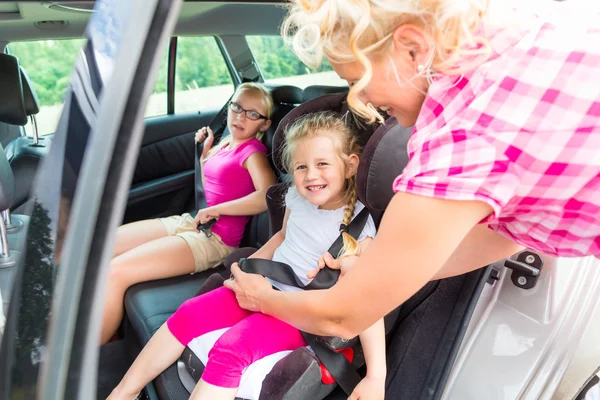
112,219,168,257
107,324,182,400
100,235,196,344
109,287,252,399
196,312,308,396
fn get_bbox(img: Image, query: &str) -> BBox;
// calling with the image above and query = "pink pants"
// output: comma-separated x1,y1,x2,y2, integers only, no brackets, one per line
167,286,307,388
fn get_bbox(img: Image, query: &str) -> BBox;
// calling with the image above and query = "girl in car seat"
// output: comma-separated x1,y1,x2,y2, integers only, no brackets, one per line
107,112,386,400
224,0,600,347
99,82,277,344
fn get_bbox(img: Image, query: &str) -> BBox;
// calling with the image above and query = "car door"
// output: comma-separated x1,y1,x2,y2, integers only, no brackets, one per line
0,0,181,398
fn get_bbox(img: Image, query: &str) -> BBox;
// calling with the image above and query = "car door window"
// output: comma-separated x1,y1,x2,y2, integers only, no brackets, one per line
7,39,86,136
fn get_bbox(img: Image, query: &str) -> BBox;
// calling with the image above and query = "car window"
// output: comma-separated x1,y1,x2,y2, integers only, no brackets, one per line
7,39,86,136
174,36,234,113
247,35,347,88
144,50,169,117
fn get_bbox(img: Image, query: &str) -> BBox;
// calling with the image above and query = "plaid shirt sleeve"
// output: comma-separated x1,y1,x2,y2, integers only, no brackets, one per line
393,124,521,220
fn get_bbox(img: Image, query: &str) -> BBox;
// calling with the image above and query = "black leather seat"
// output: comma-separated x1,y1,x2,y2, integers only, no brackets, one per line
0,57,52,213
124,84,304,345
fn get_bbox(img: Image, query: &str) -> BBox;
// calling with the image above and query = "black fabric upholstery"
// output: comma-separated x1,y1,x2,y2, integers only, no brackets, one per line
302,85,348,103
0,141,14,211
4,135,51,211
357,117,413,211
269,84,303,105
272,92,348,174
0,54,27,126
20,67,40,116
124,268,229,344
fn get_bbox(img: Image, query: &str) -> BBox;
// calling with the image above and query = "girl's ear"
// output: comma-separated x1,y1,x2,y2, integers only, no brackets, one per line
345,154,360,179
260,119,272,133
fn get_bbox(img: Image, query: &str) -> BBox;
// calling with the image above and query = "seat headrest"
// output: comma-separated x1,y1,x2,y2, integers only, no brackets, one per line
0,54,27,126
269,85,303,105
272,91,380,175
272,92,348,174
356,117,413,211
21,67,40,116
302,85,348,103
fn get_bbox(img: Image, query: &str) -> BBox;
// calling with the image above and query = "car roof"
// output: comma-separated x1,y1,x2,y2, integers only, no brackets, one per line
0,1,287,43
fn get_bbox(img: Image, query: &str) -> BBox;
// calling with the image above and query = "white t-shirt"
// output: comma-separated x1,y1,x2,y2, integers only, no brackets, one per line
270,186,377,292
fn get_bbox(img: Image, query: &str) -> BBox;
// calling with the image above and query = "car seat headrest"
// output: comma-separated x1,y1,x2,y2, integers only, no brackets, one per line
273,92,347,174
272,91,380,175
0,54,27,126
356,117,413,211
269,85,303,106
302,85,348,103
21,67,40,116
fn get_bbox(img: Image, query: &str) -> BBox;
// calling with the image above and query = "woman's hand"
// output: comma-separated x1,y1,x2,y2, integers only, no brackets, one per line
195,126,215,159
306,252,358,281
224,263,274,312
348,375,386,400
193,206,220,227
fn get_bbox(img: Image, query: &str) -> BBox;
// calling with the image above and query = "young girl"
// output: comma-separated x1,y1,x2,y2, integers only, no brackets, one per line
100,82,277,344
107,112,386,400
225,0,600,341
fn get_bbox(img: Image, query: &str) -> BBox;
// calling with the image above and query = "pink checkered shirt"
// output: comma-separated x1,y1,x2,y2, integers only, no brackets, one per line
393,5,600,257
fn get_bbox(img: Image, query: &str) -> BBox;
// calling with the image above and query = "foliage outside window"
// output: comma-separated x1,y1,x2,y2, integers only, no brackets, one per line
246,36,347,88
8,39,85,136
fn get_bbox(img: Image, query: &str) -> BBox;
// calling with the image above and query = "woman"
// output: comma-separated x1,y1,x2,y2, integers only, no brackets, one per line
224,0,600,340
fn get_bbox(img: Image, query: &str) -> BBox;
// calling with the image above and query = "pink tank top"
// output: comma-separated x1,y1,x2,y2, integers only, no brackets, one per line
203,138,267,247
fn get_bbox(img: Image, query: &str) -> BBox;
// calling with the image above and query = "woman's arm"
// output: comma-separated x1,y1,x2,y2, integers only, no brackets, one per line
228,191,520,338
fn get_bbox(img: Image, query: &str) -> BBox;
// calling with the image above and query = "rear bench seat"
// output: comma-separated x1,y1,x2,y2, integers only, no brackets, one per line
123,84,348,346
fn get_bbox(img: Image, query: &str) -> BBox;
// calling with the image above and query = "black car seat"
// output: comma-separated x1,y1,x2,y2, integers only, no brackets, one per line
0,54,51,213
174,92,425,400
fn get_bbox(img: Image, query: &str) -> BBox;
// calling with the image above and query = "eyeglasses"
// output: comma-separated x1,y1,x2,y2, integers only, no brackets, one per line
229,102,267,121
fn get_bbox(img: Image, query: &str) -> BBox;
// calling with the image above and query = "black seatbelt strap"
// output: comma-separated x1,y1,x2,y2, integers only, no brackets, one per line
194,95,234,211
239,207,370,290
238,206,370,395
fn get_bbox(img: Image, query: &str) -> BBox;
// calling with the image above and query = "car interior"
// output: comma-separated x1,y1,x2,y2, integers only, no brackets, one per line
0,2,494,399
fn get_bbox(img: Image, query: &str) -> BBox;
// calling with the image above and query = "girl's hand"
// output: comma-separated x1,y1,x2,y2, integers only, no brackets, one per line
224,263,273,312
195,126,215,159
193,206,220,227
348,375,385,400
306,252,358,281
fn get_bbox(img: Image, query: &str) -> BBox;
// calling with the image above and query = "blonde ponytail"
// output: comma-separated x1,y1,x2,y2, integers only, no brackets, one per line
338,177,361,258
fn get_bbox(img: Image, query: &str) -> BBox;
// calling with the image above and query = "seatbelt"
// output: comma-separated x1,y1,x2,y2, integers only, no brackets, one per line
195,77,260,224
238,206,370,395
194,96,234,211
239,207,370,290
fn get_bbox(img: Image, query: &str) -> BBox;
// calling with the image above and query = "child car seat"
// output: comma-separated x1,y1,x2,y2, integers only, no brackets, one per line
176,92,428,400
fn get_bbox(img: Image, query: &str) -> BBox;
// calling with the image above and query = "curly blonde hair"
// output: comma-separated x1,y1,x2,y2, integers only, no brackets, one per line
282,0,492,122
283,111,362,258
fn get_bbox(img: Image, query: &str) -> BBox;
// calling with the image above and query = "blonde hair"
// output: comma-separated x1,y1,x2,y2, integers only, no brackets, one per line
205,82,274,159
282,0,492,122
282,111,362,258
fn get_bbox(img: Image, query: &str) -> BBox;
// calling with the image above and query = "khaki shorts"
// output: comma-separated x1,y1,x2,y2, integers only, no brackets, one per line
159,213,235,273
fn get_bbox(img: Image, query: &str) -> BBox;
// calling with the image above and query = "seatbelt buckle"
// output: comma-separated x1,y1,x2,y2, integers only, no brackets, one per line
197,218,217,237
319,347,354,385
